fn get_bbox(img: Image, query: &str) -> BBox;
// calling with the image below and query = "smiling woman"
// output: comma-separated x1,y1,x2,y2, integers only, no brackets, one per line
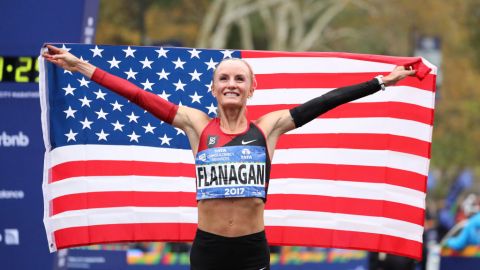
42,44,415,270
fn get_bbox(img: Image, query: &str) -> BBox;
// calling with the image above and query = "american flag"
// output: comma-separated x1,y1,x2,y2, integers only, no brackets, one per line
40,44,435,259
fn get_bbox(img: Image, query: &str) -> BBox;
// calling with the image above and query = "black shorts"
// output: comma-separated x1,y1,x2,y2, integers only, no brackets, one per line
190,229,270,270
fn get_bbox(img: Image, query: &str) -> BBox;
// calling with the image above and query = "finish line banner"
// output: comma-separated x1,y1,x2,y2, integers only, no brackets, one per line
40,44,436,259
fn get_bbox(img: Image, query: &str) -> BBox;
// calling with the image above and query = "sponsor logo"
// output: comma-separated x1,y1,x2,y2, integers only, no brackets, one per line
207,135,218,148
0,189,25,199
4,229,20,245
241,139,256,145
198,153,206,162
241,148,252,159
0,131,30,147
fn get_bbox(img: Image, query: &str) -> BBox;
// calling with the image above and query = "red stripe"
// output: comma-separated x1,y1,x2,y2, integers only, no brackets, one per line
51,161,195,182
265,226,422,260
50,161,426,192
50,192,423,226
276,134,431,158
54,223,197,250
241,50,433,83
255,73,435,91
267,194,424,225
248,102,433,125
271,164,426,192
51,191,197,215
242,49,424,64
53,222,421,260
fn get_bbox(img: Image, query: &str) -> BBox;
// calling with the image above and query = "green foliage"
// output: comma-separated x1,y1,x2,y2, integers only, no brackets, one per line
95,0,480,196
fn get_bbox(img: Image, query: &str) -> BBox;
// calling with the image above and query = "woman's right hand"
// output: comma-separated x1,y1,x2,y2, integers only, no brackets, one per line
43,44,95,78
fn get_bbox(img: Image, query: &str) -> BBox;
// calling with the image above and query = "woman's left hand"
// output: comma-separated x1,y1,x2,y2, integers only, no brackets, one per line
382,65,416,86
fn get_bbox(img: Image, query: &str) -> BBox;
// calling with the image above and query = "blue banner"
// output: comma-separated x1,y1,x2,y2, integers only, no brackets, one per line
54,244,368,270
0,1,99,269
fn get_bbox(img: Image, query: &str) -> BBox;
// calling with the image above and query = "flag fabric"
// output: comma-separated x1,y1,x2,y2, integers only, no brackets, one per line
40,44,436,259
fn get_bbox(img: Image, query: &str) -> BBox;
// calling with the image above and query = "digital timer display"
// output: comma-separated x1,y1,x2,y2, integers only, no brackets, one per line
0,56,39,83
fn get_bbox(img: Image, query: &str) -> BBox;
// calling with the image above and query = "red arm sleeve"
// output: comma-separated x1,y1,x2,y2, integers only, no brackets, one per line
91,68,178,124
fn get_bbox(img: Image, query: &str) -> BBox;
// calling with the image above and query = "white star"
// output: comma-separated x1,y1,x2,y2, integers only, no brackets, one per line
60,44,71,51
107,56,121,68
94,89,107,100
127,112,139,123
221,50,234,58
65,129,77,142
155,47,169,58
140,57,153,69
64,106,77,119
80,117,93,129
189,91,203,104
205,58,218,70
124,68,138,80
123,46,136,58
188,48,201,59
189,69,202,81
95,108,109,120
79,56,89,63
172,57,186,69
90,45,104,57
64,69,72,75
141,79,155,90
175,127,186,136
142,123,156,134
110,100,124,111
158,90,171,100
205,81,213,92
156,69,170,80
96,129,109,141
62,84,76,96
127,131,141,142
206,103,217,115
78,77,91,88
159,134,173,145
78,96,92,107
111,120,125,131
173,79,186,91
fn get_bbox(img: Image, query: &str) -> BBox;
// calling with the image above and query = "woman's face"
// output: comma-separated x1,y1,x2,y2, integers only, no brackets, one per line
212,59,254,109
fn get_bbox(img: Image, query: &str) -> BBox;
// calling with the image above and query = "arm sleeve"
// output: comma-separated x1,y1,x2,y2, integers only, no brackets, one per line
91,68,178,124
289,79,381,128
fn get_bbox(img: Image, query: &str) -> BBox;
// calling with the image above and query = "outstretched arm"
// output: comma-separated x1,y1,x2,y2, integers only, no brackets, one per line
42,45,209,132
257,66,416,142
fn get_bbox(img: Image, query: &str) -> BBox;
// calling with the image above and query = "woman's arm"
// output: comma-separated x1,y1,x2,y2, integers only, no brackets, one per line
258,65,416,137
42,45,209,130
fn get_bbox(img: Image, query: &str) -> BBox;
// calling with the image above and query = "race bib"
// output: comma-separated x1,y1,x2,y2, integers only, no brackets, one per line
195,145,266,200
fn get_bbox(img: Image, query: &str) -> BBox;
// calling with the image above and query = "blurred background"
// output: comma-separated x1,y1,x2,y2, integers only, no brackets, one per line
1,0,480,269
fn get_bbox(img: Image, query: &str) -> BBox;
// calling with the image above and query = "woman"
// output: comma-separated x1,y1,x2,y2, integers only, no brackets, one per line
43,44,415,270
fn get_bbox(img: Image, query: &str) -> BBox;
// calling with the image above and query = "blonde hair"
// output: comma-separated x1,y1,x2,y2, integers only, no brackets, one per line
212,58,257,89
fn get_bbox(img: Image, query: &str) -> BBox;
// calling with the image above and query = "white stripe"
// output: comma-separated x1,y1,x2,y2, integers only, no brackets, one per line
245,57,396,74
47,176,196,200
49,145,194,167
273,148,429,176
269,179,425,209
48,145,428,175
288,118,433,142
47,207,198,232
244,56,437,75
264,210,423,242
249,86,435,109
45,207,421,242
46,176,424,209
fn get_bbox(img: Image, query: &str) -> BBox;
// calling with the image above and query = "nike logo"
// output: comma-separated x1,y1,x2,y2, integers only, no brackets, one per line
241,139,256,145
258,267,267,270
